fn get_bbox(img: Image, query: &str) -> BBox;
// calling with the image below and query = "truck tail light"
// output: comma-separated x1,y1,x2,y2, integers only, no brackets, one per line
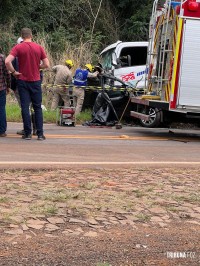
188,0,199,11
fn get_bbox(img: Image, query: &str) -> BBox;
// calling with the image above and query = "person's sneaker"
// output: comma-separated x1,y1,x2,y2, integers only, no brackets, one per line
37,135,46,141
33,129,37,136
17,130,25,135
22,134,32,140
0,133,7,137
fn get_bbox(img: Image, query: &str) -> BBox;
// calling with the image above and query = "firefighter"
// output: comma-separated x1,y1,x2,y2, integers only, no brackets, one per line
51,59,74,110
73,63,99,115
86,64,97,85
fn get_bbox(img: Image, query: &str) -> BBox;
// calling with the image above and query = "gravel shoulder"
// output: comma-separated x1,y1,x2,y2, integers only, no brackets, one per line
0,167,200,265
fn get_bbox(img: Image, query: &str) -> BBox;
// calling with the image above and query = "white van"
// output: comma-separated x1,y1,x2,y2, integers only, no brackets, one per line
100,41,148,88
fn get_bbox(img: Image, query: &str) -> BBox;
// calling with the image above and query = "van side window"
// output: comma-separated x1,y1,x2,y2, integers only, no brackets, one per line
119,47,147,67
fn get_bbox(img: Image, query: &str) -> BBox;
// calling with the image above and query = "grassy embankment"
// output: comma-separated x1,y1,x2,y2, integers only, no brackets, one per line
6,94,92,125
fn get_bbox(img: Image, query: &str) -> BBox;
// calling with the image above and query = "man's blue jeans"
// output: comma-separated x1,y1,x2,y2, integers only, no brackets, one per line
0,89,7,134
18,80,43,136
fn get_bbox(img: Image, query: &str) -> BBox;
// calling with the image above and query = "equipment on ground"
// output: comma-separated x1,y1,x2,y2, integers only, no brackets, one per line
115,96,132,129
56,107,75,126
56,88,76,126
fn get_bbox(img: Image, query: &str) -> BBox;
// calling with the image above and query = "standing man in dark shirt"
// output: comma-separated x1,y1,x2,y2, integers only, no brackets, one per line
0,53,10,137
5,28,49,140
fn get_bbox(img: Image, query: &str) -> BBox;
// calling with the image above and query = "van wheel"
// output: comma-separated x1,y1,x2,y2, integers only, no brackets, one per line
140,107,161,128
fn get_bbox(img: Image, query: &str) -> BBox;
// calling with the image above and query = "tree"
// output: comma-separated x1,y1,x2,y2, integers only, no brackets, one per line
0,0,154,55
110,0,154,41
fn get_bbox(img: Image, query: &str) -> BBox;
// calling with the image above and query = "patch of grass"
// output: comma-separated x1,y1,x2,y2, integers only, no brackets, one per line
6,102,22,122
145,186,155,192
188,193,200,203
123,201,135,212
29,203,58,215
1,213,13,223
172,195,188,203
157,182,164,189
135,213,151,222
0,197,9,203
96,263,111,266
5,183,20,190
132,189,146,198
166,206,180,213
41,190,81,201
44,205,58,215
43,109,57,123
76,108,92,124
41,191,71,202
172,193,200,204
80,182,98,190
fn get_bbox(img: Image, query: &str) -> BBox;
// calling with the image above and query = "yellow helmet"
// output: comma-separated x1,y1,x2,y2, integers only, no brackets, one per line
85,63,94,72
65,59,74,68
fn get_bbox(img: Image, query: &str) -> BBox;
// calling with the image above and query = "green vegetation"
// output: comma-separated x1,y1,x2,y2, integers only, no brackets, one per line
29,203,58,215
0,0,153,118
135,213,151,222
6,102,92,125
172,193,200,204
2,0,154,118
0,0,153,57
76,109,92,125
6,103,22,122
80,182,98,190
0,197,9,203
132,189,146,198
96,263,111,266
41,189,81,202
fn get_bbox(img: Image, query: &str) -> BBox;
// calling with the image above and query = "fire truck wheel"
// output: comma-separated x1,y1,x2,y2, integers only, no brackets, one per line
140,107,161,128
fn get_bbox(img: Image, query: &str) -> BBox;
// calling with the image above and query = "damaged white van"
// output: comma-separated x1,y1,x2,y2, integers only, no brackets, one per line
100,40,148,88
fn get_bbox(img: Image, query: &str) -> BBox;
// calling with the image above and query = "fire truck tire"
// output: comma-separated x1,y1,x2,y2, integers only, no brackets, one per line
140,107,161,128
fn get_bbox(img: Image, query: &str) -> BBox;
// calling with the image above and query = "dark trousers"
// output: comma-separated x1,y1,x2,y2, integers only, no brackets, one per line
0,89,6,134
18,80,43,136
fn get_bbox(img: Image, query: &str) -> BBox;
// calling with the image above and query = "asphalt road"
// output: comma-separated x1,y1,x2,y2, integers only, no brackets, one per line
0,122,200,168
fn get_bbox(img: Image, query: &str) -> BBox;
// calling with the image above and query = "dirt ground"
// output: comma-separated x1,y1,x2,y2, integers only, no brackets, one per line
0,167,200,266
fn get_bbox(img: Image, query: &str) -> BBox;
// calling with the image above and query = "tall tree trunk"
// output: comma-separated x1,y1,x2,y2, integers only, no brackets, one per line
87,0,103,50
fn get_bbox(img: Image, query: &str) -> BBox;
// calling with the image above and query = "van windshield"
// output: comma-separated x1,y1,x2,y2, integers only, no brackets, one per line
100,48,115,71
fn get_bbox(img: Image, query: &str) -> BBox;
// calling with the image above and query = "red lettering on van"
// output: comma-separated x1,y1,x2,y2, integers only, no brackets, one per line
121,72,135,82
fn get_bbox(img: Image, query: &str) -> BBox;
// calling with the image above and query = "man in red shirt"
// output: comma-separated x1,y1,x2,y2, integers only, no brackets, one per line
5,28,49,140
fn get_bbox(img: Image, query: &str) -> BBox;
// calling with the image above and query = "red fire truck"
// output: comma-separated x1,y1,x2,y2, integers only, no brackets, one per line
131,0,200,127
